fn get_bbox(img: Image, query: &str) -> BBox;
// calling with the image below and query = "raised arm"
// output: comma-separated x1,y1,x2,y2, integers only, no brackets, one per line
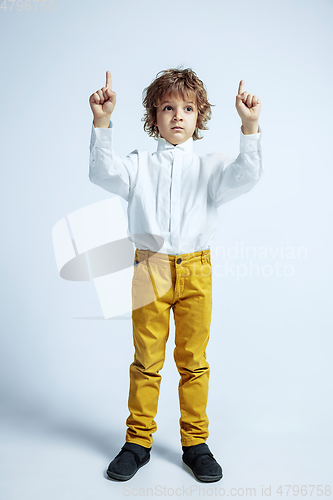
208,126,263,207
208,79,264,207
88,71,138,201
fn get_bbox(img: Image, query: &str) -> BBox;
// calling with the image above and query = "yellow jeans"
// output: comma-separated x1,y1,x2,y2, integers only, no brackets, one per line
126,247,213,448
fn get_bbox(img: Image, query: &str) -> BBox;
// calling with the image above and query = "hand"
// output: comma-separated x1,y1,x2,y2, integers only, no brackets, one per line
89,70,117,124
235,80,261,125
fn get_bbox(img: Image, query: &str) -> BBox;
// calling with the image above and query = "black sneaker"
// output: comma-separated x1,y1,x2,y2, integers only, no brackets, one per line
182,442,223,482
106,442,152,481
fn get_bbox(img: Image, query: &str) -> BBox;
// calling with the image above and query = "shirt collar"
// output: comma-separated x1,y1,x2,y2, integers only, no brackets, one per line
157,134,193,154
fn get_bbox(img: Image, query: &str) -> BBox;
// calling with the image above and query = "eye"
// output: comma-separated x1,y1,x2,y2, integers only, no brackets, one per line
163,105,172,111
185,106,193,112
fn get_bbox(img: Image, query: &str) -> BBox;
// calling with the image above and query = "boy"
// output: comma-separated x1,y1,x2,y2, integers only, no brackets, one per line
89,68,263,482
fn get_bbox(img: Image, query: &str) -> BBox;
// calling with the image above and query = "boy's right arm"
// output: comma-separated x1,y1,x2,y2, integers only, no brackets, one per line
88,71,138,201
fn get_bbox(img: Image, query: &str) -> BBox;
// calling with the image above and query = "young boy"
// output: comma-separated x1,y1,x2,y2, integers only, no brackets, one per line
89,68,263,482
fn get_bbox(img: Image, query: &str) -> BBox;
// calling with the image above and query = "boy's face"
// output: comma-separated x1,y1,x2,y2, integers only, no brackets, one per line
154,92,198,146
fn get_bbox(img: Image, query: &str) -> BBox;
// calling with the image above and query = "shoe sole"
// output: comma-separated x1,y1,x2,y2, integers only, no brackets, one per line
182,460,223,483
106,455,150,481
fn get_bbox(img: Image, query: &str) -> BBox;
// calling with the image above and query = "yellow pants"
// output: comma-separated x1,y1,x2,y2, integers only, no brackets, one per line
126,248,213,448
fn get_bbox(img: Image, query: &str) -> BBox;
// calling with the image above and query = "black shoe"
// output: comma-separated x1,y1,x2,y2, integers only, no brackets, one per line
106,442,152,481
182,443,223,482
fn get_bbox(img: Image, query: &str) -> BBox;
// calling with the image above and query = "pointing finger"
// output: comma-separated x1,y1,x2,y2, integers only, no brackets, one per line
106,70,112,90
238,79,245,96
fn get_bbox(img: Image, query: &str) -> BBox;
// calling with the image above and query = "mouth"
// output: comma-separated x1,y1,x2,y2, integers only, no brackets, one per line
172,126,183,130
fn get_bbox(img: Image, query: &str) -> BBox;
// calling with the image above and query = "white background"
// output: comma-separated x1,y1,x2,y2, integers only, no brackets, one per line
0,0,332,498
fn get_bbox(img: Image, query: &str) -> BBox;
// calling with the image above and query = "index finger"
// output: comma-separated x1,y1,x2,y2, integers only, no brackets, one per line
238,79,245,95
106,70,112,90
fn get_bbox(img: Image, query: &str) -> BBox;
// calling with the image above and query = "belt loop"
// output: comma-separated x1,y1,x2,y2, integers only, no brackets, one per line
201,249,210,265
207,248,211,265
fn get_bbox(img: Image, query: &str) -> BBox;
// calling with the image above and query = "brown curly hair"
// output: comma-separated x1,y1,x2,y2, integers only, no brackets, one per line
142,66,214,141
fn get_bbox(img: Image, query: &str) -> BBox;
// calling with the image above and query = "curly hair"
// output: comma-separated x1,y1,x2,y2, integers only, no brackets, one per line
142,66,214,141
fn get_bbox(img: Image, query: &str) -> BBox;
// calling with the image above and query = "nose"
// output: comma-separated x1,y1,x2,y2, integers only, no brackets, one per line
173,108,183,121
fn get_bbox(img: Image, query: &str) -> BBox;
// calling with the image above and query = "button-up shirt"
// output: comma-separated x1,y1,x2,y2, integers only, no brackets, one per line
89,119,264,255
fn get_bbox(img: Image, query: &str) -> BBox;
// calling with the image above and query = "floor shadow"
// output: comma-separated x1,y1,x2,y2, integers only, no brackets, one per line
1,405,184,469
0,406,122,459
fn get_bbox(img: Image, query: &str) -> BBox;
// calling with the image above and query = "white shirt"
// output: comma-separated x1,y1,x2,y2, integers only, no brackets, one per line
89,119,264,256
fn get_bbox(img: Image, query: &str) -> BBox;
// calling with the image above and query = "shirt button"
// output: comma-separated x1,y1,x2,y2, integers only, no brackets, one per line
177,258,182,264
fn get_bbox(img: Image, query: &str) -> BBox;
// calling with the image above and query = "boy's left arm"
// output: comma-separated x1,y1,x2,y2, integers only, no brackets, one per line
208,80,264,208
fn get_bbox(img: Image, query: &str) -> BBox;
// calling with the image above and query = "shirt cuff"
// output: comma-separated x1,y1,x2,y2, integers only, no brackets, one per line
90,119,113,149
240,124,262,153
